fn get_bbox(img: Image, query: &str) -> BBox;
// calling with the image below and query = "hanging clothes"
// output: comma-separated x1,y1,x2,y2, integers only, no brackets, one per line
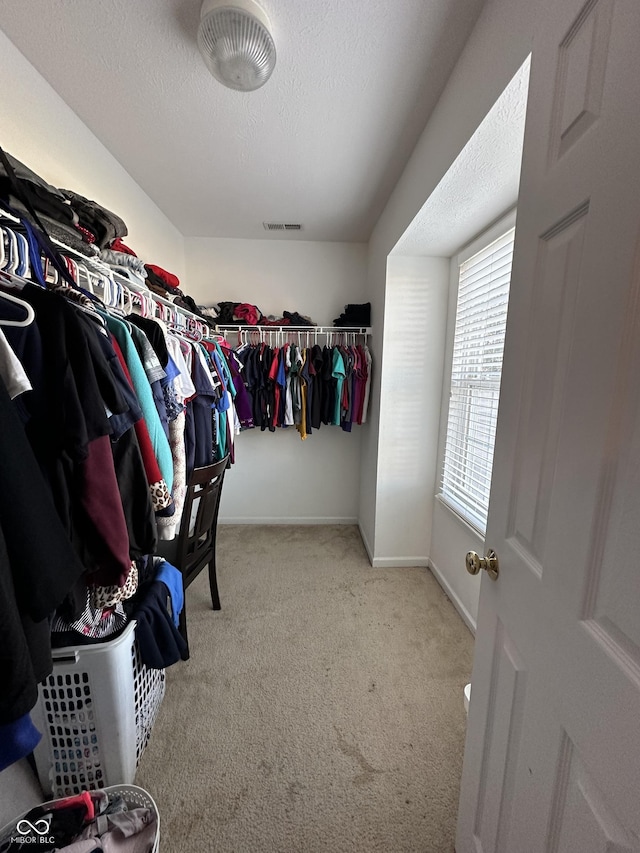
0,373,85,726
0,275,239,652
0,326,31,398
103,312,174,492
0,193,242,773
230,337,372,439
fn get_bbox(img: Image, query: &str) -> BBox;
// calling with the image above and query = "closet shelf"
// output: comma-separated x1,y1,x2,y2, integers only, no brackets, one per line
215,324,372,335
112,272,211,333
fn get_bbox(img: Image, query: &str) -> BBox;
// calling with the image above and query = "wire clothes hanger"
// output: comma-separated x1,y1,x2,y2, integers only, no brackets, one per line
0,287,35,327
0,218,36,325
0,195,211,341
215,325,370,350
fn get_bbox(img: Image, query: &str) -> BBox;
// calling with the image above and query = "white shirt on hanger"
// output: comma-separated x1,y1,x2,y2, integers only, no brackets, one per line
0,328,31,399
166,335,196,404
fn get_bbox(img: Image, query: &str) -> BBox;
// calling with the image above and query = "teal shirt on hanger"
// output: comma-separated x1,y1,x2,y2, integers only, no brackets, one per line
332,347,346,426
102,312,173,492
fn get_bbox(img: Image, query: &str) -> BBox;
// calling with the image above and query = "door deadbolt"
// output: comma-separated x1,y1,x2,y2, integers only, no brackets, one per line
465,549,499,581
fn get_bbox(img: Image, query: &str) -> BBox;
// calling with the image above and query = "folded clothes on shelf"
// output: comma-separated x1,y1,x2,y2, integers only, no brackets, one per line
59,188,128,250
333,302,371,326
100,248,148,277
282,311,314,326
0,151,77,227
145,263,180,290
234,303,261,325
203,302,317,327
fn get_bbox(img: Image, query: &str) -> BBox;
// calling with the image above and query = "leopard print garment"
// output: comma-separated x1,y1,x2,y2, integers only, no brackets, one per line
90,563,139,609
150,478,172,511
157,409,186,540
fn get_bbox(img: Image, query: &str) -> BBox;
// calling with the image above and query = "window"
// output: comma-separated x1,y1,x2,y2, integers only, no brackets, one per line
440,225,515,533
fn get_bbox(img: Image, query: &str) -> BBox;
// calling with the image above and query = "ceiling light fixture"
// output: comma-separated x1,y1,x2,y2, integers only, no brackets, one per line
197,0,276,92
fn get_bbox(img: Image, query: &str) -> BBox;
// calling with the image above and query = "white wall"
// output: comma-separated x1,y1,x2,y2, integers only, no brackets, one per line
185,237,368,523
430,499,484,632
0,30,185,278
367,255,449,565
361,0,537,563
184,237,367,324
427,256,482,629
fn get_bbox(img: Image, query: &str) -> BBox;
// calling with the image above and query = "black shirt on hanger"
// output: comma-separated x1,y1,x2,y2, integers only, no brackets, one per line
0,376,85,723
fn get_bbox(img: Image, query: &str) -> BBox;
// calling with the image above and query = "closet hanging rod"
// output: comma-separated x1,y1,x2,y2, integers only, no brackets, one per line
14,231,198,328
43,236,210,333
113,272,211,333
0,204,21,225
0,212,212,334
215,325,372,335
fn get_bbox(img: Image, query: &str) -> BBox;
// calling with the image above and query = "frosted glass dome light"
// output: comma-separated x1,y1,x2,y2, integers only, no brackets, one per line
197,0,276,92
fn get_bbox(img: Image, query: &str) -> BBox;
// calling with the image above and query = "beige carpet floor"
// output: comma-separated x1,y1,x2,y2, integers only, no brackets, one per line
135,525,473,853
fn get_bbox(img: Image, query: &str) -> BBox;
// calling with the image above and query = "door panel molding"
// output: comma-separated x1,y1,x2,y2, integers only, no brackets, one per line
549,0,614,163
473,622,528,853
547,730,636,852
508,203,589,567
580,231,640,671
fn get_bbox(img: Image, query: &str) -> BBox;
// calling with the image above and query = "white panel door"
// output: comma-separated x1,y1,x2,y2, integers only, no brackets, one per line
456,1,640,851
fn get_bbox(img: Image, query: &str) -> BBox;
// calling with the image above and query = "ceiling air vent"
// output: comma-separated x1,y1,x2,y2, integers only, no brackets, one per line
263,222,303,231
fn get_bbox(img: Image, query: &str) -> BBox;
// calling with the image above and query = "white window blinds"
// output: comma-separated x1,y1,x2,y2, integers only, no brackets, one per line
441,227,515,533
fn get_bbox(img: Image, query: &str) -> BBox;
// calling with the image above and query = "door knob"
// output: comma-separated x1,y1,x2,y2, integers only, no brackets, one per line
465,549,499,581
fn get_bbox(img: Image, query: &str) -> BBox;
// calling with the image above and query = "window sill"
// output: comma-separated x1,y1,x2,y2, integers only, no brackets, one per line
435,493,486,542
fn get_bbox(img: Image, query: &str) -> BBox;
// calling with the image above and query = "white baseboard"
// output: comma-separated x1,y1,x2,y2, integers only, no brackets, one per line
358,524,374,564
371,556,430,568
357,525,429,568
218,517,358,525
428,558,476,635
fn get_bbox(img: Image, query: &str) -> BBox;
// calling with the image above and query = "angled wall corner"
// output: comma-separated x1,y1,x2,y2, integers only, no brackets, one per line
360,7,534,570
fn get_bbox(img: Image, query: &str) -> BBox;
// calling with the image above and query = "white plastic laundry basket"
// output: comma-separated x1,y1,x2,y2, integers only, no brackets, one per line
31,622,165,798
0,784,160,853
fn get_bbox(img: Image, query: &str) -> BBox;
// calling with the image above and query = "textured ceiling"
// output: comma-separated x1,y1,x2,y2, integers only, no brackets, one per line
0,0,485,242
394,58,530,257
